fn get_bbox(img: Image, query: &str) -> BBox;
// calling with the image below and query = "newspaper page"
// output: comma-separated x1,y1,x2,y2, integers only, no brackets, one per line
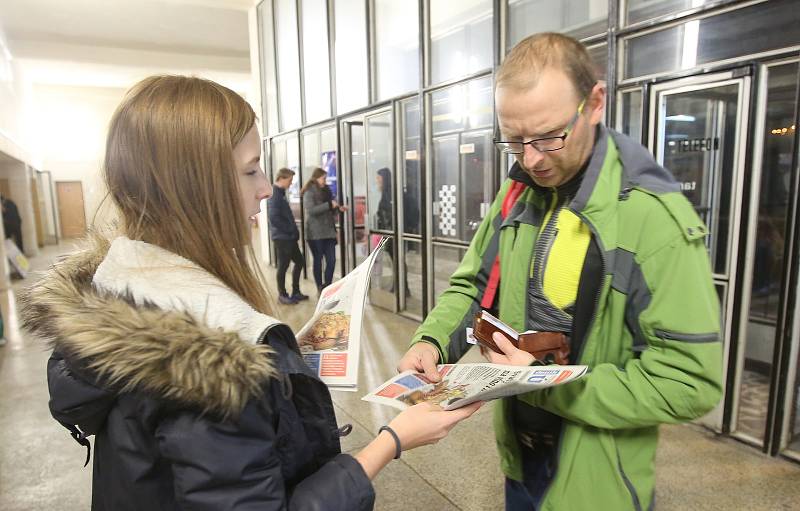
362,363,587,411
295,237,388,391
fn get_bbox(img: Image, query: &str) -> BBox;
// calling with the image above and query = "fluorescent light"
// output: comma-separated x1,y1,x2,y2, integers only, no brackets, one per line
666,114,696,122
681,20,699,70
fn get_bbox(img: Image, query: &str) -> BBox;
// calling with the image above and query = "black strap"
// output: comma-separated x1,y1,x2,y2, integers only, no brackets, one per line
59,421,91,467
378,425,402,459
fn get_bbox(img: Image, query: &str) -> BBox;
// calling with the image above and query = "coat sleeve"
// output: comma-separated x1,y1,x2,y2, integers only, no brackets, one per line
410,179,512,362
305,191,333,217
518,226,723,429
156,402,375,511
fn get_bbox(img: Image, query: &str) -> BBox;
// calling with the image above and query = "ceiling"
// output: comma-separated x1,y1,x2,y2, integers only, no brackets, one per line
0,0,256,88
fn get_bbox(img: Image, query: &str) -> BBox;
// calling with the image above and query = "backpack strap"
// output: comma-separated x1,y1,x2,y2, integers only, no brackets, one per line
480,180,526,309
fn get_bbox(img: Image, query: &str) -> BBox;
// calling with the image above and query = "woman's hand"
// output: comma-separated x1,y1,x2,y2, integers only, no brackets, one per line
388,401,483,451
338,204,349,212
480,332,536,366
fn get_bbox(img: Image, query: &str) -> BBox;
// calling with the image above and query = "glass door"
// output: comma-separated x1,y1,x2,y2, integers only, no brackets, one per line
364,110,396,312
340,119,366,273
741,60,800,454
648,71,751,432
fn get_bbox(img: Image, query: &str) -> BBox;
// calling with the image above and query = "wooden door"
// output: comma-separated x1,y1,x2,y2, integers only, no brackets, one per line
56,181,86,239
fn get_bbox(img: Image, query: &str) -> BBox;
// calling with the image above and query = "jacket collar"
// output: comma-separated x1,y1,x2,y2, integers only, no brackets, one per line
21,233,280,419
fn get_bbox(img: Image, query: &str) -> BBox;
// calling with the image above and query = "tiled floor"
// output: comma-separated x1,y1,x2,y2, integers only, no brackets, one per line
2,241,800,510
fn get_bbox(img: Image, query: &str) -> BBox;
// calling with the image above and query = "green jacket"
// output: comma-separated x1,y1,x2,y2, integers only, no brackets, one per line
412,126,722,510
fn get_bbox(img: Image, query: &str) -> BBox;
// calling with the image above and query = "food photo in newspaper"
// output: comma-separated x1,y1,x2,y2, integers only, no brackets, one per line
363,362,588,411
294,237,388,391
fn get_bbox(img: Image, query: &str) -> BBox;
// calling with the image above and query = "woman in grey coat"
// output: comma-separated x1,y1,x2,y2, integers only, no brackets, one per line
302,168,345,291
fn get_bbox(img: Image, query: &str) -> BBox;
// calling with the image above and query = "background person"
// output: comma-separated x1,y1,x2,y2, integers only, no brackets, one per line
301,167,346,292
267,167,308,304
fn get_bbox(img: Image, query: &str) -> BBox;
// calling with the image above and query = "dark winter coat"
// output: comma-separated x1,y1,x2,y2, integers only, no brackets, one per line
267,186,300,241
21,235,374,511
303,185,337,241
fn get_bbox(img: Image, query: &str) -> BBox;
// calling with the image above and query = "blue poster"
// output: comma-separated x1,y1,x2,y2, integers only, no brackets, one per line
322,150,337,198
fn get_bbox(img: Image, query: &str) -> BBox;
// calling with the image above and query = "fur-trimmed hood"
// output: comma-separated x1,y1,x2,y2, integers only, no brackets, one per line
21,234,283,420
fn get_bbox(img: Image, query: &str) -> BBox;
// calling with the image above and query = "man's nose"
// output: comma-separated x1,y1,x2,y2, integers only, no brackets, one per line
522,143,545,169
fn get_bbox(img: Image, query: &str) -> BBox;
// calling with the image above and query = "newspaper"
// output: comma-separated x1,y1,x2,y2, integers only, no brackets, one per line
295,237,388,391
363,363,588,411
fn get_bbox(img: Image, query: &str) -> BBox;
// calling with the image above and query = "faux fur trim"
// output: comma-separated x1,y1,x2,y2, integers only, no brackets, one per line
20,232,279,420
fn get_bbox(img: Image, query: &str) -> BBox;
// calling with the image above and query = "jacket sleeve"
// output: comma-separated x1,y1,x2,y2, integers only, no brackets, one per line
410,179,512,362
156,402,374,511
518,226,723,429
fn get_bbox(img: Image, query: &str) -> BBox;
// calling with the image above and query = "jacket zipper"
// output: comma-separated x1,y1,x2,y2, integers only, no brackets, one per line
537,206,606,508
617,446,643,511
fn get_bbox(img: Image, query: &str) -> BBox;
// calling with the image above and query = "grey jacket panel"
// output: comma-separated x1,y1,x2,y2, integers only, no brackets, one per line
304,185,338,240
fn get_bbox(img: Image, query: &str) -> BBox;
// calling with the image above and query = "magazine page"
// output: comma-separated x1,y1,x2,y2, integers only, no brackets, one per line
362,363,587,411
295,237,388,391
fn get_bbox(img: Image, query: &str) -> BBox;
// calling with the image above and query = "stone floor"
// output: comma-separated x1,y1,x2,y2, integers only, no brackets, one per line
1,241,800,510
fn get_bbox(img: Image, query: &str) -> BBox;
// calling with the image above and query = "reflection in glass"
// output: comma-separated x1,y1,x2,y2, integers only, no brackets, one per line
507,0,608,49
430,0,493,85
433,244,467,305
431,76,493,135
623,0,800,80
350,124,368,265
657,84,738,276
369,234,396,311
431,76,494,243
334,0,369,114
401,98,421,234
301,0,331,123
738,62,798,446
366,112,393,232
626,0,712,26
619,89,643,142
586,43,607,82
275,0,302,130
375,0,420,100
461,131,494,238
402,239,423,318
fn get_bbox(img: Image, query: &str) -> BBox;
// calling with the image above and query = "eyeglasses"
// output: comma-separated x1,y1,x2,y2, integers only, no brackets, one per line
494,99,586,154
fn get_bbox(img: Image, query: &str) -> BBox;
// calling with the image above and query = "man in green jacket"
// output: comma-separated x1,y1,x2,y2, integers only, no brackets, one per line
398,33,722,510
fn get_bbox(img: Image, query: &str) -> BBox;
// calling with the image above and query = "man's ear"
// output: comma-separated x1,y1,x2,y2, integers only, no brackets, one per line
588,81,607,125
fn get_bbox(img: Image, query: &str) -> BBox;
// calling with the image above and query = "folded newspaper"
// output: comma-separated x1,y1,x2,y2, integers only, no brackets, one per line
363,363,588,411
295,237,387,391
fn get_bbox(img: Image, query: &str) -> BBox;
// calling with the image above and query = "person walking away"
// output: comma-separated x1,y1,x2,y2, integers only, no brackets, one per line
267,167,308,304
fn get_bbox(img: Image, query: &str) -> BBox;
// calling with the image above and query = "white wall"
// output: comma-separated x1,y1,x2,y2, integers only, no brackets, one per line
28,83,127,231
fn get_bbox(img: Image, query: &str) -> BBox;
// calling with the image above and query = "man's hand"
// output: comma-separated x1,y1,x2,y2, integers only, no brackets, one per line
397,342,441,382
481,332,536,366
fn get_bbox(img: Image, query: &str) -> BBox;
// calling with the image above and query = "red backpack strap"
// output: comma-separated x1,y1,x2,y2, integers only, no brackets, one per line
480,181,526,309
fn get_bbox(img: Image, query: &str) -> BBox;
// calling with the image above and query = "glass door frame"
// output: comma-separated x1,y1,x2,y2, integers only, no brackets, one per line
647,70,752,433
745,57,800,458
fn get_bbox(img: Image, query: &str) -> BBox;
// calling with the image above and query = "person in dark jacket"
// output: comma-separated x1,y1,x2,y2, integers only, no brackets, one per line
267,167,308,305
20,75,481,511
2,194,23,252
301,167,345,291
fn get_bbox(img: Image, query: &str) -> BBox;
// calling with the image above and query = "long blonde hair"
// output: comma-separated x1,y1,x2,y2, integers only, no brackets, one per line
300,167,327,195
103,75,272,314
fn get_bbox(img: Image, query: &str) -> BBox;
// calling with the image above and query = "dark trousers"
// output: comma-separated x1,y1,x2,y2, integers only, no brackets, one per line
274,239,304,296
307,238,336,290
504,446,556,511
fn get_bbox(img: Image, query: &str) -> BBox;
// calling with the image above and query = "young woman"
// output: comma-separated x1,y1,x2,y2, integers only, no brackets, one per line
21,75,479,510
301,168,343,291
